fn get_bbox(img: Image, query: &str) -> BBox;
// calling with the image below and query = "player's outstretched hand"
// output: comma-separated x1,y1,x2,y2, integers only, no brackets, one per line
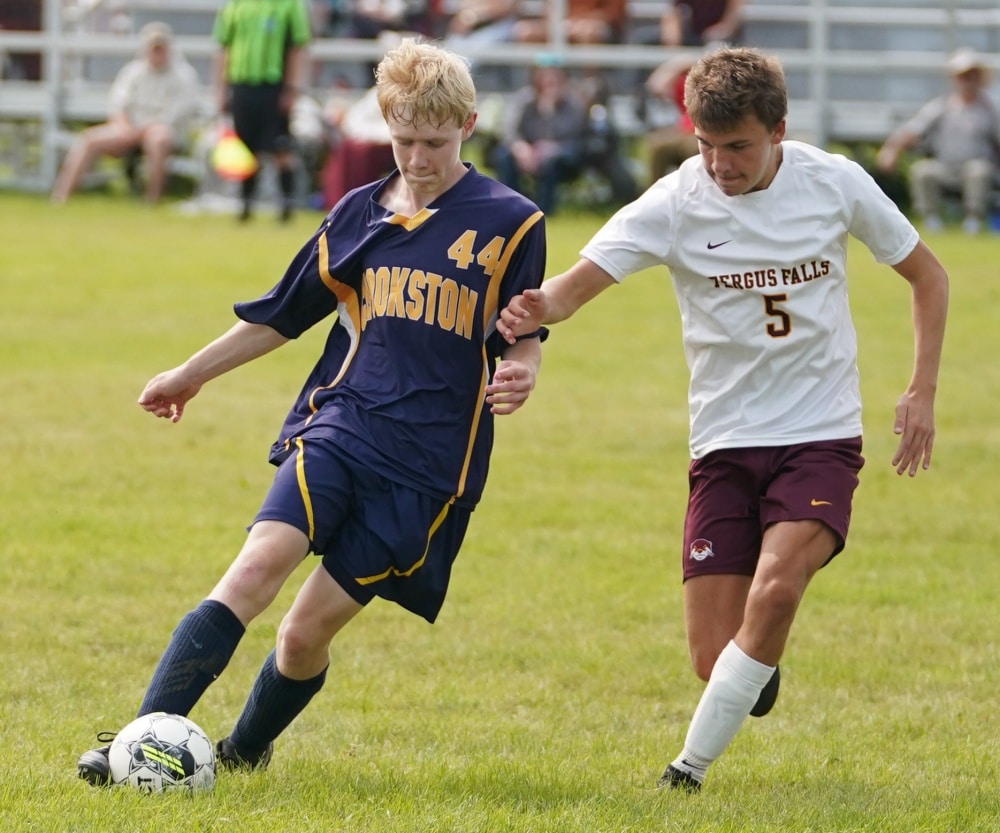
138,369,203,423
891,389,935,476
497,288,547,345
485,359,536,415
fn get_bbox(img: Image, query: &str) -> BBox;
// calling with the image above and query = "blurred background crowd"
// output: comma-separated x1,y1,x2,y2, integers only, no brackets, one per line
1,1,998,230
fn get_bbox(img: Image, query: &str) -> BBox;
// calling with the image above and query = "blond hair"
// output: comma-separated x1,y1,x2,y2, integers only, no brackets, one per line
375,39,476,129
685,47,788,133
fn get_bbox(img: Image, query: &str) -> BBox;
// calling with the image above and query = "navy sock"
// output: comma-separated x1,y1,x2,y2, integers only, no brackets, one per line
138,600,245,717
230,650,327,754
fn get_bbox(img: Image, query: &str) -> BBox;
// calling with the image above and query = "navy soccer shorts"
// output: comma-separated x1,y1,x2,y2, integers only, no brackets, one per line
682,437,865,581
253,437,471,623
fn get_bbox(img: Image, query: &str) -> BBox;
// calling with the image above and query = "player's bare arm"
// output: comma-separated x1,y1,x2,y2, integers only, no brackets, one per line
497,258,616,344
889,240,949,476
485,336,542,415
139,321,289,422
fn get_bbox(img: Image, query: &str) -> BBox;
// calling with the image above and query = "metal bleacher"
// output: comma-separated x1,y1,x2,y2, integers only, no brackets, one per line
1,0,999,194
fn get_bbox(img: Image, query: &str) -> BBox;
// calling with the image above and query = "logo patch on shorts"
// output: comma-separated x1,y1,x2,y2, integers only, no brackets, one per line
689,538,715,561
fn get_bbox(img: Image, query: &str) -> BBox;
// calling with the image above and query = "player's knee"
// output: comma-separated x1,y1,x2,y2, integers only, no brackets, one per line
275,616,328,677
746,575,802,627
230,557,283,597
689,643,722,682
692,656,713,682
212,558,291,623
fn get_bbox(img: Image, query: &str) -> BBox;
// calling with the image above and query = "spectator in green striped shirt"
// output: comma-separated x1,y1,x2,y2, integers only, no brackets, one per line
212,0,313,222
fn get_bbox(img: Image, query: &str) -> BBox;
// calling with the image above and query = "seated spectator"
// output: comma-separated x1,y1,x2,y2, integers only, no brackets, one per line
51,22,202,204
445,0,520,54
659,0,744,47
342,0,434,38
491,63,592,214
627,0,743,54
319,85,396,210
512,0,627,45
876,47,1000,234
642,55,699,185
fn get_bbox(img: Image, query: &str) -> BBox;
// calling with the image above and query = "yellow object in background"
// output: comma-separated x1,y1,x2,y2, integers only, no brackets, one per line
211,129,258,181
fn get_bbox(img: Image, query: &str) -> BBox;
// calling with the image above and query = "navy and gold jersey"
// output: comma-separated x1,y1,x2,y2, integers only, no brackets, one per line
235,165,546,508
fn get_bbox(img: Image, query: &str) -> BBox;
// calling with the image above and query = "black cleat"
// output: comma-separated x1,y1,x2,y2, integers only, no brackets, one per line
657,764,702,793
77,732,117,787
749,665,781,718
216,736,273,771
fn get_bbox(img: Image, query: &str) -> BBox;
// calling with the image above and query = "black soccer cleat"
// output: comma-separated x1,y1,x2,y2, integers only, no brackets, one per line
749,665,781,718
76,731,117,787
657,764,703,793
215,736,273,771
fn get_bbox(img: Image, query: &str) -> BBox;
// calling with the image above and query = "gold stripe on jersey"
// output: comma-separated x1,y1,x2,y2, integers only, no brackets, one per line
317,232,362,333
454,209,544,498
481,210,544,327
302,233,363,423
384,207,438,232
355,501,450,585
293,437,315,541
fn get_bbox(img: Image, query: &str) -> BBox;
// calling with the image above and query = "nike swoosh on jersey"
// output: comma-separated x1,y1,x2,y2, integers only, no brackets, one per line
810,499,833,506
706,240,731,250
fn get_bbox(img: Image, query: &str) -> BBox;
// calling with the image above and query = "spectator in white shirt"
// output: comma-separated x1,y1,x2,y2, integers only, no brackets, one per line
877,47,1000,234
51,22,202,204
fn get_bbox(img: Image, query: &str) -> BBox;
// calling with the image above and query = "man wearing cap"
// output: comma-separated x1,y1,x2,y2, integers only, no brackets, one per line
51,22,202,205
877,47,1000,234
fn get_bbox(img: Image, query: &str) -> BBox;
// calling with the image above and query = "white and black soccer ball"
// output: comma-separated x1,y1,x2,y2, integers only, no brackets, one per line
109,712,215,793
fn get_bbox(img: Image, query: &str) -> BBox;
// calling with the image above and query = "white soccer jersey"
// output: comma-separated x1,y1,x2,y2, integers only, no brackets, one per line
581,140,919,458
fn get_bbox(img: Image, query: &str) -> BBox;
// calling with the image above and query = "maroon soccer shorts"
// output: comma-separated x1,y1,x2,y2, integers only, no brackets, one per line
682,437,865,581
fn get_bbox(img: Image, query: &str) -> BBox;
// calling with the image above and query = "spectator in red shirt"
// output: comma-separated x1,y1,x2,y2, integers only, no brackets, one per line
643,55,699,185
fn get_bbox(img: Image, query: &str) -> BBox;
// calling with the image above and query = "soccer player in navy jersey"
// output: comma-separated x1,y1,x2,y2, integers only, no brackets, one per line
77,39,547,784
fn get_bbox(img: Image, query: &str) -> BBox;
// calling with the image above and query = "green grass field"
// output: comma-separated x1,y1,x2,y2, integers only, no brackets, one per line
1,192,998,832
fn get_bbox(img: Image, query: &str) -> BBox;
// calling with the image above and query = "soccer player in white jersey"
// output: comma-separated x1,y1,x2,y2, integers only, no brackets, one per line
498,46,949,791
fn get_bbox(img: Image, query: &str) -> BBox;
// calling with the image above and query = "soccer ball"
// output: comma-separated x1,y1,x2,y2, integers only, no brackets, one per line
109,712,215,793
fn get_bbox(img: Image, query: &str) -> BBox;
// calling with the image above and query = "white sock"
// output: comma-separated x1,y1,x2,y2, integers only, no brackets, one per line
670,640,776,781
